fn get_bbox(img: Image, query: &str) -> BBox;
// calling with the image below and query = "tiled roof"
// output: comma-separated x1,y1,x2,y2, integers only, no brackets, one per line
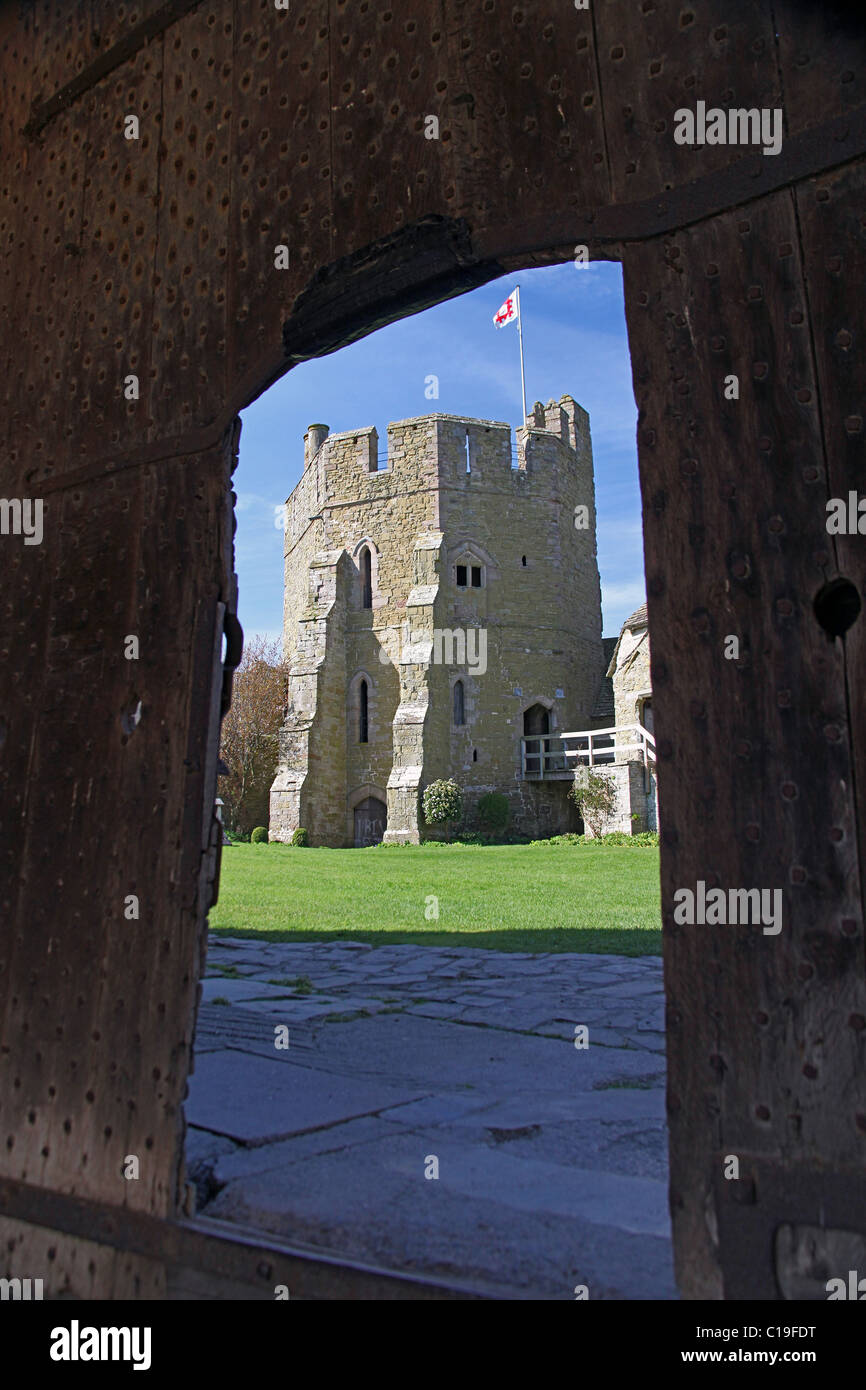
605,603,649,679
624,601,648,629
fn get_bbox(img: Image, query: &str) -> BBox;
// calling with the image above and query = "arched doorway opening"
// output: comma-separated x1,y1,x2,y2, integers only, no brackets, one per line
523,702,551,776
353,795,387,847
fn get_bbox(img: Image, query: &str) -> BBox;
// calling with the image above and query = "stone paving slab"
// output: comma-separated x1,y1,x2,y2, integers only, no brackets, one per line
301,1013,665,1094
425,1083,668,1131
378,1093,496,1127
211,1116,397,1184
190,937,673,1298
200,978,302,1005
449,1109,668,1182
589,981,667,999
186,1048,427,1144
205,1127,675,1300
214,996,344,1020
405,1002,467,1020
194,1002,319,1058
385,1141,670,1238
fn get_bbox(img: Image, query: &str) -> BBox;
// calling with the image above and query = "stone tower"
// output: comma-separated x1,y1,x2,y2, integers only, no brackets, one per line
269,396,606,846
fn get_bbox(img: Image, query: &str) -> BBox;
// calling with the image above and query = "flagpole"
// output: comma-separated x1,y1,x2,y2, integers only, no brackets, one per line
516,284,528,425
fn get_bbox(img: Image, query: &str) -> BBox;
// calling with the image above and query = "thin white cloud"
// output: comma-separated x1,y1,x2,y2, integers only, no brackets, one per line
602,580,647,607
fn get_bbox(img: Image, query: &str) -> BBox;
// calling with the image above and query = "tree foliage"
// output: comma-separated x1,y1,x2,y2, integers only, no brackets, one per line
219,634,288,837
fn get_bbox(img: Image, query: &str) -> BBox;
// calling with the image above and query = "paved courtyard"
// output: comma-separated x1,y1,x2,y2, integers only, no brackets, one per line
186,937,676,1299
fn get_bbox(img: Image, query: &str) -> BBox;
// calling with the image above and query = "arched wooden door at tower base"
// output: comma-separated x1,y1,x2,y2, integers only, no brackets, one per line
354,797,387,848
1,0,865,1300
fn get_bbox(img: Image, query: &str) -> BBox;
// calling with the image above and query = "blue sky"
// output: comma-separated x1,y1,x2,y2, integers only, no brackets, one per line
235,260,646,647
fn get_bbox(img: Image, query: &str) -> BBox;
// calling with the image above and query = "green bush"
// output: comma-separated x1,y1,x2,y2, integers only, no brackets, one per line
422,779,463,840
477,791,510,838
531,831,659,847
250,826,269,844
601,831,659,847
291,827,309,847
531,833,584,846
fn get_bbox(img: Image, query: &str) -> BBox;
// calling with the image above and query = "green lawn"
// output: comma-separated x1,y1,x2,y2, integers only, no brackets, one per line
210,842,662,955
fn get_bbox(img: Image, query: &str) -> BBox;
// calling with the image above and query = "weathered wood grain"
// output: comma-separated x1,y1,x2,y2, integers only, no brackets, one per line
622,188,866,1295
1,0,864,1299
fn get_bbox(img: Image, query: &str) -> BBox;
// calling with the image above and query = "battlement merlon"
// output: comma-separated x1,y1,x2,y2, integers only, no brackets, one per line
289,396,592,508
526,395,591,454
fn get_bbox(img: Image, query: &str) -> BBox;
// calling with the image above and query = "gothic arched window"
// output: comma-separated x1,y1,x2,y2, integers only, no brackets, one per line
453,680,465,727
359,680,369,743
360,546,373,609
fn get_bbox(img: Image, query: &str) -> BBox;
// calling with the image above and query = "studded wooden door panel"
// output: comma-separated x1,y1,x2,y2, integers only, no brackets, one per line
622,181,866,1297
1,0,865,1299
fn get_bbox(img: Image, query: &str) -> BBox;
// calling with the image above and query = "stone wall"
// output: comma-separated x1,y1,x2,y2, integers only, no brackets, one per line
586,607,658,836
611,625,652,736
269,550,349,845
580,763,656,838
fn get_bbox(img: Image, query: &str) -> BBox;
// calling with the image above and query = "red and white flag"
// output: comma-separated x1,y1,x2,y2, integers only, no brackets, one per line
493,289,519,328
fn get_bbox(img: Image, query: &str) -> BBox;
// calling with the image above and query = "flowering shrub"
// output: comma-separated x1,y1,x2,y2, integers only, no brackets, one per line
422,779,463,840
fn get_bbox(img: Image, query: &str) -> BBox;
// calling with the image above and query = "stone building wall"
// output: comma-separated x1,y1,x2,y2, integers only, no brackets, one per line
580,603,657,838
610,608,652,738
581,763,656,837
269,549,350,845
271,395,606,845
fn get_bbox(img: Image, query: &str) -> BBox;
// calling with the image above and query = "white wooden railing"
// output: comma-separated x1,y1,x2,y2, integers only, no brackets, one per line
521,724,656,780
